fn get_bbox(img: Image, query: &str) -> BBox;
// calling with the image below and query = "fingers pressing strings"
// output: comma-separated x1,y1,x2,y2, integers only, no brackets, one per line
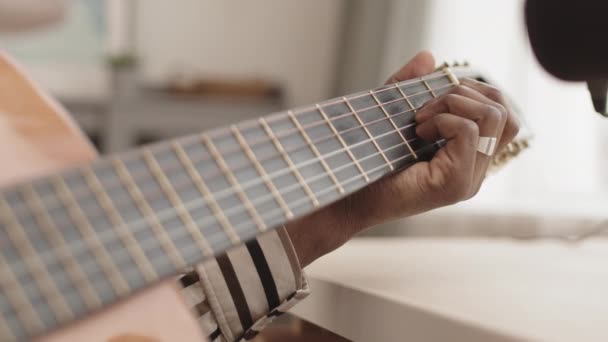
459,78,520,151
414,113,479,201
415,86,508,195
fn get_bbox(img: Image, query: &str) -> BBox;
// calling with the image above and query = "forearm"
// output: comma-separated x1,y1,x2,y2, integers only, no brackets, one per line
285,197,368,268
284,179,429,268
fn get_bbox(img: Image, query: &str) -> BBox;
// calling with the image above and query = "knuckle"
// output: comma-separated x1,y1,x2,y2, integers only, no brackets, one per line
503,115,521,142
510,115,521,136
482,104,503,122
426,173,466,205
506,124,520,141
484,85,503,101
425,154,475,204
462,118,479,135
449,179,472,202
450,85,468,96
495,103,508,117
512,124,521,138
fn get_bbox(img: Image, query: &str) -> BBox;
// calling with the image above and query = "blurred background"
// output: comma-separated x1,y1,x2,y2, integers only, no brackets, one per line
2,0,607,240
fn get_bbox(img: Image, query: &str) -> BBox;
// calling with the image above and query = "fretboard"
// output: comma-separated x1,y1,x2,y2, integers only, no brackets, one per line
0,68,459,340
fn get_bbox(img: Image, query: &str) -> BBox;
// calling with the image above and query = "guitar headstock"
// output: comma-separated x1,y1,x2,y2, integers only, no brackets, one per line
438,61,532,172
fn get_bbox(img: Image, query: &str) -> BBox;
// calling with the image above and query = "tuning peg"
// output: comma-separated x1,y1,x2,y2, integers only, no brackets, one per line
435,61,450,71
463,60,470,67
452,61,460,67
488,138,530,173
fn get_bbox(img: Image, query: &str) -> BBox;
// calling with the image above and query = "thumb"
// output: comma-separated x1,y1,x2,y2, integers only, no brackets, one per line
386,50,436,84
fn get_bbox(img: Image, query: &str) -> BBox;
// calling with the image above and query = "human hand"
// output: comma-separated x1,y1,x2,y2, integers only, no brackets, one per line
287,51,520,267
352,51,520,223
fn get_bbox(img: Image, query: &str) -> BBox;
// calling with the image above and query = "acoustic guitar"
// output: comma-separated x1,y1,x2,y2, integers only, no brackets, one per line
0,54,528,341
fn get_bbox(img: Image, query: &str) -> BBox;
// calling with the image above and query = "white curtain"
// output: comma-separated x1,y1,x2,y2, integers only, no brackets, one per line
380,0,608,217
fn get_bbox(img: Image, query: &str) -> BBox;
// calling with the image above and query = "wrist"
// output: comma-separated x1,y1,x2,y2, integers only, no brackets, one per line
285,200,363,268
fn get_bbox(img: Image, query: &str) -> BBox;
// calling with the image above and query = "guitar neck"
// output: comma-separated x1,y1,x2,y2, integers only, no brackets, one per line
0,67,459,341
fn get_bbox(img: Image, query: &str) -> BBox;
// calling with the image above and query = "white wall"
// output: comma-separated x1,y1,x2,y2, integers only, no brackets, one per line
135,0,346,107
378,0,608,215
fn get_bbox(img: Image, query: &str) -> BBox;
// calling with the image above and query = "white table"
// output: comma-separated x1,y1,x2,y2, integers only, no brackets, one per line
291,238,608,342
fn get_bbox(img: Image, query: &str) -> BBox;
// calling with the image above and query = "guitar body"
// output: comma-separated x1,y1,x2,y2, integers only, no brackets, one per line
0,53,205,341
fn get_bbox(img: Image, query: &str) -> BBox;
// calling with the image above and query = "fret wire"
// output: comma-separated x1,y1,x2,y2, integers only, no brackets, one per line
5,135,428,291
343,96,394,171
165,78,439,183
138,138,430,269
287,110,345,194
81,167,158,282
6,134,406,318
316,104,369,182
9,82,455,221
203,135,268,232
259,118,315,211
233,124,301,216
0,75,456,342
82,72,447,180
167,138,424,273
395,83,417,112
22,184,101,312
23,183,103,310
3,78,454,273
11,142,256,300
255,120,319,207
173,141,241,245
263,71,448,122
89,99,418,216
154,140,407,270
393,86,421,159
51,175,131,296
186,101,424,199
0,196,74,323
421,77,437,98
112,157,187,270
0,246,43,334
142,148,214,257
8,104,432,281
369,90,418,160
234,82,443,177
22,184,101,314
177,87,426,190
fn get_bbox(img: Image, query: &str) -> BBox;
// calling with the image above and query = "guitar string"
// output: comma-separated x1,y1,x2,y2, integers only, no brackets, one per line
0,74,452,286
14,75,451,213
20,71,451,200
242,70,450,128
85,70,450,169
0,70,458,328
0,84,454,278
2,129,435,285
1,135,431,304
8,81,455,218
4,110,426,274
15,95,430,217
0,139,440,311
